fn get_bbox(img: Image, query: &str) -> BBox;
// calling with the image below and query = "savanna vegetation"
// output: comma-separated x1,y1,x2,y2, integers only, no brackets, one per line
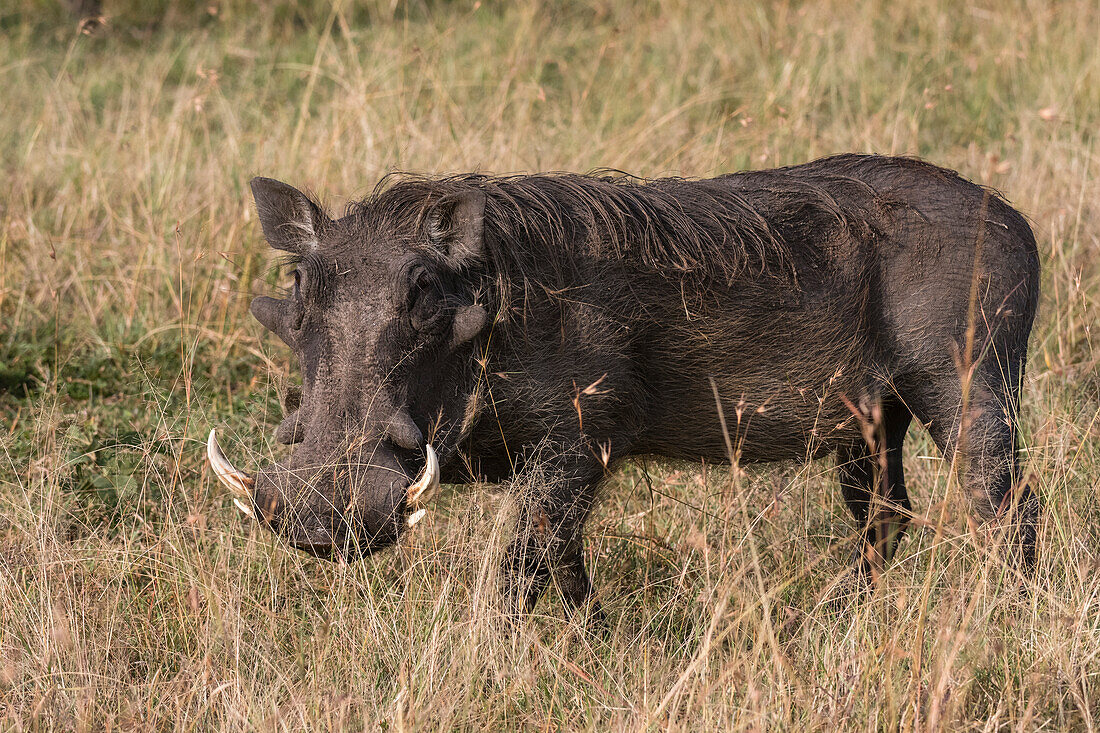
1,0,1098,729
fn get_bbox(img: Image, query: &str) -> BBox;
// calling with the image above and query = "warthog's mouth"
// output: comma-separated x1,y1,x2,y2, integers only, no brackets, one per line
205,429,440,556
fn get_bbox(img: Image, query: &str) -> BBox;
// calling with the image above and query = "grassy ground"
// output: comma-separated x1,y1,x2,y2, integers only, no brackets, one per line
2,0,1099,729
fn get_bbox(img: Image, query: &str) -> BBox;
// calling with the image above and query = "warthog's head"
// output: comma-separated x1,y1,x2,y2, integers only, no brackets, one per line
208,177,489,559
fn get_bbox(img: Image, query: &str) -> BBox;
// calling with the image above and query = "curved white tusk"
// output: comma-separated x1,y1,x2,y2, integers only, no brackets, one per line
207,429,255,500
406,507,428,527
406,444,440,508
233,497,255,519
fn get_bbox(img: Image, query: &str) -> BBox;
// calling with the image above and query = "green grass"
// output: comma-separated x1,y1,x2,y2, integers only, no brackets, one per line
2,0,1099,728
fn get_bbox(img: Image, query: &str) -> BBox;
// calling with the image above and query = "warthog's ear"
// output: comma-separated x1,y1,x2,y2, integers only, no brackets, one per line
250,177,328,253
425,189,486,264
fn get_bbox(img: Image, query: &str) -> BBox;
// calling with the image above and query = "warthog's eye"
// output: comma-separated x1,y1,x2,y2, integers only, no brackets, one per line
407,265,443,331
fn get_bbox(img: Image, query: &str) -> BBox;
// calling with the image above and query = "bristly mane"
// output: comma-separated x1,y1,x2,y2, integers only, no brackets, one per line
349,172,807,284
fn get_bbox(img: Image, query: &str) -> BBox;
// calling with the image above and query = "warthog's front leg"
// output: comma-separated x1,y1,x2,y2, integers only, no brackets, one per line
500,453,604,621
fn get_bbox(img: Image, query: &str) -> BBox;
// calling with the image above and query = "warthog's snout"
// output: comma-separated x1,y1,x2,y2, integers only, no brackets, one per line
207,429,439,559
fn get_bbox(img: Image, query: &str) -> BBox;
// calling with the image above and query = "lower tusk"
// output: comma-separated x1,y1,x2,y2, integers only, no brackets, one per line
406,508,428,527
233,497,255,519
207,429,255,499
406,444,440,507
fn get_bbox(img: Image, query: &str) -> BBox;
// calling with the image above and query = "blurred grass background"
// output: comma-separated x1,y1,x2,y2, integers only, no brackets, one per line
1,0,1098,728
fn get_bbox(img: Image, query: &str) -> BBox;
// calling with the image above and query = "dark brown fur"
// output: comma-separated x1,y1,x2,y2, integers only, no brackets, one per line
241,154,1040,616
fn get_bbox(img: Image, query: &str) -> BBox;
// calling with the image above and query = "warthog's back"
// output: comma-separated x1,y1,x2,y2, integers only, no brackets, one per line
627,155,1039,465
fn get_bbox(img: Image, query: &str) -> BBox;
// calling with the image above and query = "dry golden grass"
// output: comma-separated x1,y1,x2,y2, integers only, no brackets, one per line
1,0,1099,729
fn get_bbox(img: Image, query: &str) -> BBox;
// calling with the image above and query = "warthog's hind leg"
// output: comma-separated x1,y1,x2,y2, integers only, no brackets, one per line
914,370,1039,579
836,400,914,582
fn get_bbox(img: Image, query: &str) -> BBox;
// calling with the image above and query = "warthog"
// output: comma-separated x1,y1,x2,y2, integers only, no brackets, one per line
208,154,1039,616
